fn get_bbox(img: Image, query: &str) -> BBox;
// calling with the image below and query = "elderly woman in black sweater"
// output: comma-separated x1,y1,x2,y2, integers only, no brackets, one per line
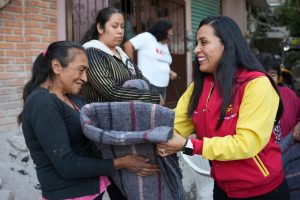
17,41,159,200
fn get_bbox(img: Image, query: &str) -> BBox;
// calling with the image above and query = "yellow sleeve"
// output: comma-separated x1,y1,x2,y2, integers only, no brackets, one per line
174,83,195,138
202,77,279,161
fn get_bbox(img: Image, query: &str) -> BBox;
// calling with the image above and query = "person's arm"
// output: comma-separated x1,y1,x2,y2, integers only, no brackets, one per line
173,83,195,138
157,77,280,160
169,69,178,80
124,41,135,60
86,48,160,103
292,122,300,141
292,93,300,141
156,83,195,156
199,77,279,160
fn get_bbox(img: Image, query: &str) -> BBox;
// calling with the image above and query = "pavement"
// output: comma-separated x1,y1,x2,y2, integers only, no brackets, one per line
0,130,213,200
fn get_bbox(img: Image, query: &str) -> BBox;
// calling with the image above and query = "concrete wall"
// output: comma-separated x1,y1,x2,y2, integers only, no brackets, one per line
0,0,57,133
56,0,66,41
185,0,193,85
222,0,247,34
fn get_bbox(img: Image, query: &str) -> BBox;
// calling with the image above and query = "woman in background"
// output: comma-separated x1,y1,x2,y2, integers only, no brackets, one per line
81,7,163,199
257,52,300,199
81,7,163,105
256,52,300,141
124,19,177,101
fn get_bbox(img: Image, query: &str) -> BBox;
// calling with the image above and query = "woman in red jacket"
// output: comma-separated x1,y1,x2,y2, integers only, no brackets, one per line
157,16,289,199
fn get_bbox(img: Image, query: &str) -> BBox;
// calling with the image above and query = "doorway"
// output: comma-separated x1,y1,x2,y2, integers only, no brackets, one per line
67,0,187,106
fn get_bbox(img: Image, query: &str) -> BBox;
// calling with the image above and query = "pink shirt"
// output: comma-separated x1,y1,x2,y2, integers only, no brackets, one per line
42,176,110,200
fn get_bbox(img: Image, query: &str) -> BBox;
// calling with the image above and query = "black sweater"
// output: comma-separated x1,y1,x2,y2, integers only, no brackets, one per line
22,87,115,199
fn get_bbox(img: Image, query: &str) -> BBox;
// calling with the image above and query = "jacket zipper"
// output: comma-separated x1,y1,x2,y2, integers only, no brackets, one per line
204,82,215,112
203,82,215,137
253,155,270,177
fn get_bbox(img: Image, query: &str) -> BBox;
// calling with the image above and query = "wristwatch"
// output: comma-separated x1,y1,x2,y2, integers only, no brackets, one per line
182,139,194,155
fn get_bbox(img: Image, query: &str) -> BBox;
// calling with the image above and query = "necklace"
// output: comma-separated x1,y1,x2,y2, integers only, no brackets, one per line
63,95,80,111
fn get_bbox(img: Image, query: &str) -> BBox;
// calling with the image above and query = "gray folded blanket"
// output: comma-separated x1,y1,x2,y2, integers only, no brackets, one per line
280,134,300,200
80,102,185,200
122,79,150,91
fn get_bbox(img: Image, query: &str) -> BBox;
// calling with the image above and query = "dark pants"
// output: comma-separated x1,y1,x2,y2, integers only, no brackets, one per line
106,178,127,200
213,178,290,200
94,192,104,200
152,85,167,101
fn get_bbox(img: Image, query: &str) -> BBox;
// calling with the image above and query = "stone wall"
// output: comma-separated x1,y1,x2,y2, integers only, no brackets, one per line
0,0,57,133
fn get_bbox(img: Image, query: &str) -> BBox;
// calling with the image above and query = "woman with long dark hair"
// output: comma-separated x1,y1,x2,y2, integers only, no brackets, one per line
17,41,159,200
81,7,165,199
156,16,290,199
81,7,163,105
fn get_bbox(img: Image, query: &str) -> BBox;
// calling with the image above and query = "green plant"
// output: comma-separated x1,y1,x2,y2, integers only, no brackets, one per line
277,0,300,36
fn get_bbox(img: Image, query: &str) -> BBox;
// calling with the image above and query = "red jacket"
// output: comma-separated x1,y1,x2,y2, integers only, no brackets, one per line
192,69,284,198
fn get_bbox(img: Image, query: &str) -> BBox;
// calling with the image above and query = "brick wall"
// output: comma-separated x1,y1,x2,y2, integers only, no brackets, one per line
0,0,57,133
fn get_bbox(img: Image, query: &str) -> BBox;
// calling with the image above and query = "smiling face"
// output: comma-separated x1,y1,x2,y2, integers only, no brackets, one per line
53,50,89,95
194,24,224,75
98,13,124,50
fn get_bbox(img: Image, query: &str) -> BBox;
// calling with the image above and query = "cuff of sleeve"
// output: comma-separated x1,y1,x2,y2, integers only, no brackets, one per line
191,139,203,155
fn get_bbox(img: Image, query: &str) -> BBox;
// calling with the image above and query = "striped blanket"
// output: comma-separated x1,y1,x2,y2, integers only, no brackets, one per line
80,102,185,200
280,134,300,199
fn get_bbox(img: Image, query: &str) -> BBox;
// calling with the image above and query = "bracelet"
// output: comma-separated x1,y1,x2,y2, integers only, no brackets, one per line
182,139,188,150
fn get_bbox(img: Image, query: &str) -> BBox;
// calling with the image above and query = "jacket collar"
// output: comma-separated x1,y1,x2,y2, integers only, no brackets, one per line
83,40,136,75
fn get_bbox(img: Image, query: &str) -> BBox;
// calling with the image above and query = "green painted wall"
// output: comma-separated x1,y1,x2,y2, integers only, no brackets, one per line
191,0,221,38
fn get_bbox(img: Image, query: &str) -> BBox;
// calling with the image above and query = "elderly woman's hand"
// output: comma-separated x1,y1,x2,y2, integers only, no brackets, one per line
156,132,186,157
114,155,160,176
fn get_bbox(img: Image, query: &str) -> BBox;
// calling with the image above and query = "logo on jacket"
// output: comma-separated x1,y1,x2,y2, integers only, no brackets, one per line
225,104,237,119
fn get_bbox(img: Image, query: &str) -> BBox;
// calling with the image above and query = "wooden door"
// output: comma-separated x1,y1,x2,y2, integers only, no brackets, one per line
66,0,109,43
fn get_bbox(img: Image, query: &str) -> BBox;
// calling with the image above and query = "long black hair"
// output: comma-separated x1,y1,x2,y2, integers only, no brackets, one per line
148,19,172,42
188,16,283,129
17,41,86,125
81,7,124,44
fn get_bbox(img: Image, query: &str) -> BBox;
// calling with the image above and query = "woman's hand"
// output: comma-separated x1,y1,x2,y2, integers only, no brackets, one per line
292,122,300,142
159,95,165,106
188,133,197,139
114,155,160,176
169,70,178,80
156,132,186,157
